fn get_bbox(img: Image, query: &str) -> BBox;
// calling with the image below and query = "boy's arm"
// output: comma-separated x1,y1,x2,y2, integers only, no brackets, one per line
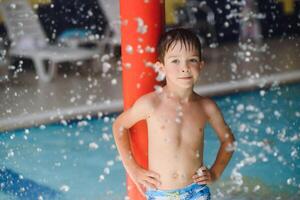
113,94,161,194
112,94,153,174
203,98,236,181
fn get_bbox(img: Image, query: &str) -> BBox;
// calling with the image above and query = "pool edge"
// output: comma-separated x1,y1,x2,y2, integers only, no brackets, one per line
1,69,300,132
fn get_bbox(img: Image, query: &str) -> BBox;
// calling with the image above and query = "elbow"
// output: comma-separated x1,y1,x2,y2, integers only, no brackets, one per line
228,134,236,146
112,119,128,138
112,116,121,130
222,134,236,152
222,133,236,144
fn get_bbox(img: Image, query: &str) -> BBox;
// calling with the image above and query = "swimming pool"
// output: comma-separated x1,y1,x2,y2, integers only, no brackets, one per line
1,82,299,200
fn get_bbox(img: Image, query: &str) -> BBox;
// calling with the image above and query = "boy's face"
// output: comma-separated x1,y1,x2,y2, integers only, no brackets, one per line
158,41,204,89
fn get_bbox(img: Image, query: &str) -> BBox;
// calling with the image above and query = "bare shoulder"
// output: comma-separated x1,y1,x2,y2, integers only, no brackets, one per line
114,91,158,128
133,91,157,108
195,94,220,116
131,91,159,116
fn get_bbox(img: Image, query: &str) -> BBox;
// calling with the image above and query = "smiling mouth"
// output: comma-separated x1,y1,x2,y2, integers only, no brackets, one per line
178,77,192,79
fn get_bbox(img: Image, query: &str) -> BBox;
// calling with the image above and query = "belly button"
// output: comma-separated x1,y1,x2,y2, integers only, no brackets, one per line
172,172,179,179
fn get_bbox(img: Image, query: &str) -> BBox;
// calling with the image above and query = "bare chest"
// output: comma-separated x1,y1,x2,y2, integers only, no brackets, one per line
147,100,207,146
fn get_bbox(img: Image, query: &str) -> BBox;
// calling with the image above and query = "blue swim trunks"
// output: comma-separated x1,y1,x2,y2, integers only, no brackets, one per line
145,182,211,200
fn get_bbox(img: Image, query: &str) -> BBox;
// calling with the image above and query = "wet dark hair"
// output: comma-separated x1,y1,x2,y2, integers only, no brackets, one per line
157,28,202,63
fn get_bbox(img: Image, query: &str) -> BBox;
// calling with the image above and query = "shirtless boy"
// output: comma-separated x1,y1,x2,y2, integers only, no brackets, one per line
113,28,236,200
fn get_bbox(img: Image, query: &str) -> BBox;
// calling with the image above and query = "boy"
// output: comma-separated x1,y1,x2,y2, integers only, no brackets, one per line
112,28,236,200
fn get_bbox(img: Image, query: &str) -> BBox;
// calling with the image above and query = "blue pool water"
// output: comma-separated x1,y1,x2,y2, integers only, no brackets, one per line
1,82,299,200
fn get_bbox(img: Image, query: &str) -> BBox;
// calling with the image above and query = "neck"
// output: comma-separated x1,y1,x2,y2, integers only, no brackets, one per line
163,83,194,103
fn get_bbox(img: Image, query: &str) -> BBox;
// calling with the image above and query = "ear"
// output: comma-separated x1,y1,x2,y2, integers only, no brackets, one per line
155,61,166,81
155,61,165,73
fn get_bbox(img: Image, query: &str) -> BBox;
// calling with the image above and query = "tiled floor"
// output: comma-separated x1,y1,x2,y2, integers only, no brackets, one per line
0,37,300,131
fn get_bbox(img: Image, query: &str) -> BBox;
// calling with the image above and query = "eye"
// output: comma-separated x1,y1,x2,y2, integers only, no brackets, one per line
171,59,180,64
189,58,199,63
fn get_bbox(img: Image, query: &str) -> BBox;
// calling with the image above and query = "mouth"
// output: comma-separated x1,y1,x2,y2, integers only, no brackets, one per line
178,77,192,80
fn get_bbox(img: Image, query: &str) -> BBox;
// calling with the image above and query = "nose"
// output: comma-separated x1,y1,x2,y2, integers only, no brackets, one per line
181,62,190,72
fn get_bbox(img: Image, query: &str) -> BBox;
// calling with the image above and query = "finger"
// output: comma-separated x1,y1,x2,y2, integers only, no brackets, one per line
196,174,208,180
194,177,208,185
142,180,157,190
192,173,204,178
195,176,208,182
192,172,210,180
146,177,161,188
196,180,208,185
147,170,161,181
200,176,212,185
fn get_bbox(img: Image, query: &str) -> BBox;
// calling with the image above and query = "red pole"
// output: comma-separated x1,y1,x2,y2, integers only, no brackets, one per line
120,0,164,199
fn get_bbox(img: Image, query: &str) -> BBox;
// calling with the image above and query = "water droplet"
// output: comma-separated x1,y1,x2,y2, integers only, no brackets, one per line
60,185,70,192
89,142,99,150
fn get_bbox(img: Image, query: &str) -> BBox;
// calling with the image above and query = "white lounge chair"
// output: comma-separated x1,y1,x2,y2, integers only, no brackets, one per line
0,0,99,82
97,0,121,47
